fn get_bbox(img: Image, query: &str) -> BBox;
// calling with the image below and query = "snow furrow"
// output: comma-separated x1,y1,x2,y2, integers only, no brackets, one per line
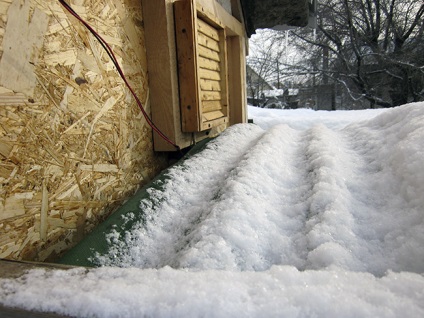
93,124,266,268
167,123,363,272
300,125,365,272
171,124,311,271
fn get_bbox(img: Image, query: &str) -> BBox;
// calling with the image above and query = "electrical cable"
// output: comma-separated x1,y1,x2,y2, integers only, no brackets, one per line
58,0,180,151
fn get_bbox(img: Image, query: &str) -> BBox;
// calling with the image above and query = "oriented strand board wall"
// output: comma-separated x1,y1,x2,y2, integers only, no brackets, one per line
0,0,166,261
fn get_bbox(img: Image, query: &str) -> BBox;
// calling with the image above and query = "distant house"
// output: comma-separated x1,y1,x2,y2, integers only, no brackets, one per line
0,0,311,262
263,89,285,98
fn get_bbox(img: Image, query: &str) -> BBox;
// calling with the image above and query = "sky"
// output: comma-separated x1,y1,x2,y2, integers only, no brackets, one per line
1,103,424,317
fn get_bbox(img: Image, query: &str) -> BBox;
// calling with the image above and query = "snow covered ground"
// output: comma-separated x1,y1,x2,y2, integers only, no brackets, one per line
1,103,424,317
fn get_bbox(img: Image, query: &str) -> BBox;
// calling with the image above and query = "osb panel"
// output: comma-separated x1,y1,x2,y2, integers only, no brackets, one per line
0,0,48,96
0,0,166,261
0,0,12,61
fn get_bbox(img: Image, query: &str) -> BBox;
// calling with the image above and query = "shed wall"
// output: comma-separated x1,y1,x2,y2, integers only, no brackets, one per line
0,0,165,261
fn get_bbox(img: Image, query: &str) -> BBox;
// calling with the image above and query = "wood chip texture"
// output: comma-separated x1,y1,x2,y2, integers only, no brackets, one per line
0,0,167,261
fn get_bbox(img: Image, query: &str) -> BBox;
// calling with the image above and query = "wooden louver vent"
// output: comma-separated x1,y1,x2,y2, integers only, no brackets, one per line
174,0,229,132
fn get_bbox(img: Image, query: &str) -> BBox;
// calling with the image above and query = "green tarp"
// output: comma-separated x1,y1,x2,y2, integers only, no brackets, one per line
57,139,211,267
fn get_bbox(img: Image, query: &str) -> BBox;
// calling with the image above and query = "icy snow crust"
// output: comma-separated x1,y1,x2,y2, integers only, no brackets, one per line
1,103,424,317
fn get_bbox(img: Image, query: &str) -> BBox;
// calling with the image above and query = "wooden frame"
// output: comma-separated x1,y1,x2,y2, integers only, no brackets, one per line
142,0,247,151
174,0,229,132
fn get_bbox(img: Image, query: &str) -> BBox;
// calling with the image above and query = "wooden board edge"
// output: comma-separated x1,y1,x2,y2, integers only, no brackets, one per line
142,0,181,150
174,0,201,132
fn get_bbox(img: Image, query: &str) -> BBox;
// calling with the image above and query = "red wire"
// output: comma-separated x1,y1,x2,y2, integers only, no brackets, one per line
58,0,179,150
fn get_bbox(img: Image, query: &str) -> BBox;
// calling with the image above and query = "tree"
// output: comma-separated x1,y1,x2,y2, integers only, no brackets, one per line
291,0,424,108
247,30,309,91
246,31,282,103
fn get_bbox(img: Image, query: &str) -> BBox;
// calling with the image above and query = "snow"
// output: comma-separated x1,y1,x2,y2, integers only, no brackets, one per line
1,103,424,317
262,88,285,97
247,106,388,130
1,266,423,318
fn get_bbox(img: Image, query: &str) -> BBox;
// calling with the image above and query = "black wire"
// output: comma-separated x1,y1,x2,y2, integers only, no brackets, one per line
58,0,180,150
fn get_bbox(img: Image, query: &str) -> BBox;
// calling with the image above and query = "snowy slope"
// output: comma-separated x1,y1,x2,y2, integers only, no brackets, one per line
1,103,424,317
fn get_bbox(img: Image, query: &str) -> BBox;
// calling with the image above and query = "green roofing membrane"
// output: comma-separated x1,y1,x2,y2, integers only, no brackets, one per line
57,138,211,267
